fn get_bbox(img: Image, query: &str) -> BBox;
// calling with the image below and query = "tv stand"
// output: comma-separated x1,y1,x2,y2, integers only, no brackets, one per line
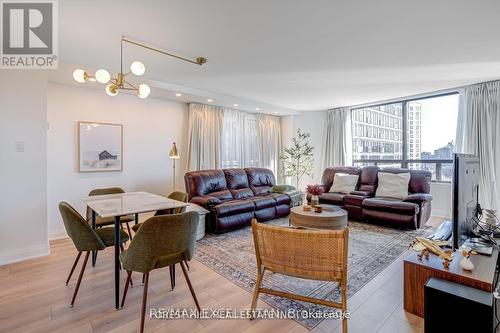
403,248,499,317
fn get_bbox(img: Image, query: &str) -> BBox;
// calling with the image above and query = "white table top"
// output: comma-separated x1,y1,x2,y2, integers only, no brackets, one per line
82,191,188,218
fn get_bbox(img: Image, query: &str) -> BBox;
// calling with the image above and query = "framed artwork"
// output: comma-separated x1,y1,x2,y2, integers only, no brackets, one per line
78,121,123,172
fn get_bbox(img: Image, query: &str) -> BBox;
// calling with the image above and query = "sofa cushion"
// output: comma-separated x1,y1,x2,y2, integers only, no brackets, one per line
344,194,365,207
321,166,360,192
330,173,359,194
224,169,250,189
375,172,410,199
184,169,229,198
318,192,345,205
357,166,379,195
245,168,276,195
210,189,234,201
230,188,254,199
251,196,276,210
381,168,431,194
269,193,291,206
363,197,419,215
214,200,255,217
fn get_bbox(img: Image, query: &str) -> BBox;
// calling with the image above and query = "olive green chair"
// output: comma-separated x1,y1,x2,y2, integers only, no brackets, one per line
86,187,135,240
120,211,200,333
131,191,189,233
59,201,129,307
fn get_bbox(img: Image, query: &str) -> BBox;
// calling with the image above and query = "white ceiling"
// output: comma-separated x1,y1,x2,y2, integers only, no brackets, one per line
58,0,500,112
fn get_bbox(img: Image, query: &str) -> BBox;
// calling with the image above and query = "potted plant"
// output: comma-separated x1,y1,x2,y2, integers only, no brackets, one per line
306,184,324,207
280,128,314,189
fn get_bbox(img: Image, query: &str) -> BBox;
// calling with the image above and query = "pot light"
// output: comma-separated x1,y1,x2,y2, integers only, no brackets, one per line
130,61,146,76
175,93,182,97
255,107,261,111
95,69,110,84
207,99,213,103
233,104,239,107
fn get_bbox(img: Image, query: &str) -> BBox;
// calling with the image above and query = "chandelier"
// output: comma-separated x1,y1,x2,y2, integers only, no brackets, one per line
72,37,207,99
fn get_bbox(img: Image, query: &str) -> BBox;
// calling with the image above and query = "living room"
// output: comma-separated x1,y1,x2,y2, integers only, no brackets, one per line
1,1,500,332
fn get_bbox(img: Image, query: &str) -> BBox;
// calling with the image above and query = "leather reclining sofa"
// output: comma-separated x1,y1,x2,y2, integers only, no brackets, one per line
184,168,291,233
309,166,432,229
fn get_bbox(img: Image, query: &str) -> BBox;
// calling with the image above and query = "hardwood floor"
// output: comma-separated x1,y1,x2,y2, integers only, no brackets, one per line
0,216,445,333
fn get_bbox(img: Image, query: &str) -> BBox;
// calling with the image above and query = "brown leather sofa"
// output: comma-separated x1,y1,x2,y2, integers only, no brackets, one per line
309,166,432,229
184,168,291,233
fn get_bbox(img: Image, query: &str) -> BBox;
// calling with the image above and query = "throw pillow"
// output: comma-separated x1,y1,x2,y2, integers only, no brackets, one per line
375,172,411,199
329,173,359,194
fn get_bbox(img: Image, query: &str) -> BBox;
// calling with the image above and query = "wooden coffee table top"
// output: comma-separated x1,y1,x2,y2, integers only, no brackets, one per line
290,205,348,230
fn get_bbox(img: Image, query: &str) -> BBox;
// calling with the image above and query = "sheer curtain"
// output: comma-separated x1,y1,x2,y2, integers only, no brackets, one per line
322,107,352,169
456,81,500,210
257,114,282,180
187,103,223,171
220,109,245,168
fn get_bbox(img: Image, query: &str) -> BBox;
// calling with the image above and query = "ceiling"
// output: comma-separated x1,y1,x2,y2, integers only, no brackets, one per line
57,0,500,112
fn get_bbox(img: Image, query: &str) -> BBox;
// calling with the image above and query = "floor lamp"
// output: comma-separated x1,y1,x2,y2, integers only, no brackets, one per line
169,142,180,191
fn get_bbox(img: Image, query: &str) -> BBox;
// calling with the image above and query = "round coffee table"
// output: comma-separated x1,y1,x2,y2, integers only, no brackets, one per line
290,205,348,230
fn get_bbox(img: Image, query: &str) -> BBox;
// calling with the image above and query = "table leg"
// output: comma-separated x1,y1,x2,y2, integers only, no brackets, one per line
114,216,121,309
135,213,139,225
92,210,97,266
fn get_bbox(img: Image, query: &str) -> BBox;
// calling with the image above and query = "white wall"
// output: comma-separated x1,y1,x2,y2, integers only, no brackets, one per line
281,111,327,190
47,83,188,239
0,71,49,265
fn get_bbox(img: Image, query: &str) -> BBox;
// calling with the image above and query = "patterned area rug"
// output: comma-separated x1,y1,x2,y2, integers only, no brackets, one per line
194,218,429,329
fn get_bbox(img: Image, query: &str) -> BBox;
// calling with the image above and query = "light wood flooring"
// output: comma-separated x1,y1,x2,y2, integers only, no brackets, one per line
0,216,446,333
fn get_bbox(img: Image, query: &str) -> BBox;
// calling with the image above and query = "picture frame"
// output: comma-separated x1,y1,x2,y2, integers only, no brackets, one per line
78,121,123,172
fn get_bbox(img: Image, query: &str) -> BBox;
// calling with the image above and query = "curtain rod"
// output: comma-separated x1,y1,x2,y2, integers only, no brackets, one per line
331,77,500,111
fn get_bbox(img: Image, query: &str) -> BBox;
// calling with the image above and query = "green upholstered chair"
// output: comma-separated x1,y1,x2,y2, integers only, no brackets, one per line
131,191,189,233
120,211,200,333
59,201,129,307
86,187,135,240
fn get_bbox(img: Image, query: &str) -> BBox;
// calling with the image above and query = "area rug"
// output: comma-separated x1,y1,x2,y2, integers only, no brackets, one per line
194,218,429,329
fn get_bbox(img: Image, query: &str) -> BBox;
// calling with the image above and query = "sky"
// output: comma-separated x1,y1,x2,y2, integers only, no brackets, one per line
412,94,459,153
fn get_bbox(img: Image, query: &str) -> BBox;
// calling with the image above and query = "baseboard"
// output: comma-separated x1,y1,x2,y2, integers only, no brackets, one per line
0,243,50,266
48,229,68,240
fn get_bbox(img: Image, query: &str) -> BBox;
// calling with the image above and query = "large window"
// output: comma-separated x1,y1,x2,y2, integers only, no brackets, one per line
352,93,459,182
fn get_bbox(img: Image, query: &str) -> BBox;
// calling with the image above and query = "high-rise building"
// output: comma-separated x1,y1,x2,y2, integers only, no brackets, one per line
352,103,402,167
407,103,422,169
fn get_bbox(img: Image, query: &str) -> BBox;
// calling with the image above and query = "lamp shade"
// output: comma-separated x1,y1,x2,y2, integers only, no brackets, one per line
169,142,180,159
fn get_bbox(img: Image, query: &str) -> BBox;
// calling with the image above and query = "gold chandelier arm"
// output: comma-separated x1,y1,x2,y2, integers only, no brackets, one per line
124,80,137,89
121,36,207,66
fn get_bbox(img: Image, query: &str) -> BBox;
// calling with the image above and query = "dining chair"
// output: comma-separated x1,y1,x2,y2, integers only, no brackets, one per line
120,211,200,333
86,187,135,240
59,201,130,307
250,219,349,333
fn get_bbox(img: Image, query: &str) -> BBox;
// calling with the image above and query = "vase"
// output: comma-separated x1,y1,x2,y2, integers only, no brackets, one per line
311,194,319,207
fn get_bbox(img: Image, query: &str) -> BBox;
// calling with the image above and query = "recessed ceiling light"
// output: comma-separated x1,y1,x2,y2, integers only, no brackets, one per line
233,103,239,107
207,98,213,102
274,112,280,114
255,107,260,111
175,93,182,97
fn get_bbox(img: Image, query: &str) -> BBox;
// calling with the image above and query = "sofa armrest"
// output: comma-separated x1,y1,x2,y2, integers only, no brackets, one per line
349,190,372,197
190,195,221,208
271,184,297,194
403,193,433,204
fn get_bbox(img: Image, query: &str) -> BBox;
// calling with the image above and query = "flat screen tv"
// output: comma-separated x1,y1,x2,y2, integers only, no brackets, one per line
452,153,480,250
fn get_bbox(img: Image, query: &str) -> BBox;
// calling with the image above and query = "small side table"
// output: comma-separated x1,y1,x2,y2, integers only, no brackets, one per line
185,203,209,241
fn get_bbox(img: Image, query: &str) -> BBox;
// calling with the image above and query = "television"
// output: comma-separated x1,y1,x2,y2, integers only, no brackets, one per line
452,153,480,250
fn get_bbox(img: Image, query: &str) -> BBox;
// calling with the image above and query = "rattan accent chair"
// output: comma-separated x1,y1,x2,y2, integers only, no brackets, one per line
250,219,349,333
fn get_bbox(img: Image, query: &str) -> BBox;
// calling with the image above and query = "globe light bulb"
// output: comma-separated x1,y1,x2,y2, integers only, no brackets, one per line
105,84,118,96
95,69,110,84
137,84,150,99
73,69,87,83
130,61,145,76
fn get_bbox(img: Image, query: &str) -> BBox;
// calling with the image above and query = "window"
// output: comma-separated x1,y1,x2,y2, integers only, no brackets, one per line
352,93,459,182
221,112,260,169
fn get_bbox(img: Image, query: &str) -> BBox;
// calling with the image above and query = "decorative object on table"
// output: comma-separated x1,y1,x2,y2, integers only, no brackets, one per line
410,237,453,261
314,205,323,213
78,122,123,172
306,184,324,207
280,128,314,189
459,246,477,271
73,36,207,99
169,142,180,191
303,205,311,212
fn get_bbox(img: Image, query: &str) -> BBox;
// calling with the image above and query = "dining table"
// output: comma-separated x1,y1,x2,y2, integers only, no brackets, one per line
82,191,189,309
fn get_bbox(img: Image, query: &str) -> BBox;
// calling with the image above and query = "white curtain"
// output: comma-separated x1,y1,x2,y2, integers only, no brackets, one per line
187,103,223,171
322,107,353,169
221,110,246,168
257,114,282,180
456,81,500,210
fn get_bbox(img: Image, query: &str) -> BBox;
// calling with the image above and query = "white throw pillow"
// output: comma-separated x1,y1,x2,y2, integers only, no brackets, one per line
375,172,411,199
329,173,359,194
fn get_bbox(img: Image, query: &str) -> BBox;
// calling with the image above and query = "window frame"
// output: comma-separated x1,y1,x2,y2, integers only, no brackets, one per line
351,91,459,183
